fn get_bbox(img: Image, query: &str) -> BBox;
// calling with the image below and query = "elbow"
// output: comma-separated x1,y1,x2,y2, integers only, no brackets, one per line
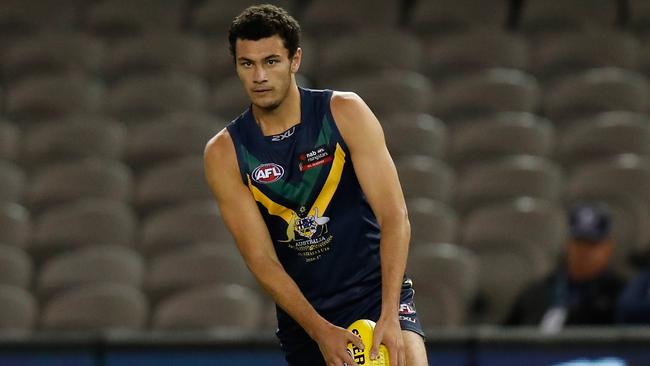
378,205,411,236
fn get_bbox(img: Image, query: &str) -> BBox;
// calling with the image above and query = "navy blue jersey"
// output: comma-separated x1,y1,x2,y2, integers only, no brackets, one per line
226,87,382,334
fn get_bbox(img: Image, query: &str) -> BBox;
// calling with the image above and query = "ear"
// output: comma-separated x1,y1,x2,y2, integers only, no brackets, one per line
290,47,302,73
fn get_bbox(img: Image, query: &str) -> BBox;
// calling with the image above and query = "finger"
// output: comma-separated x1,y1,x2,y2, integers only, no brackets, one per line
370,330,382,360
347,330,365,351
343,349,359,366
388,342,398,366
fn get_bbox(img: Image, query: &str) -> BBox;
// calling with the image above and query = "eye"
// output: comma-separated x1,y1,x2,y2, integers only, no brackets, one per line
267,59,279,65
240,61,252,68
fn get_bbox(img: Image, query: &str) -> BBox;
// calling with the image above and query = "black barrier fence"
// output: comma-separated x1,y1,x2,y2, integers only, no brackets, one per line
0,327,649,366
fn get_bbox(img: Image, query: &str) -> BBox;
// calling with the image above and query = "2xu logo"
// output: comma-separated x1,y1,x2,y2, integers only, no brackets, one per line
252,163,285,184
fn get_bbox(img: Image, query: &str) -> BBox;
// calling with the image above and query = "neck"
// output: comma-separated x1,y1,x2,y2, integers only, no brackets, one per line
252,82,301,136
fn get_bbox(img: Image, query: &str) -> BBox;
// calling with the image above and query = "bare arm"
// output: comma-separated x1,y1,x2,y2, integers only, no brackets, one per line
203,129,362,366
331,92,410,366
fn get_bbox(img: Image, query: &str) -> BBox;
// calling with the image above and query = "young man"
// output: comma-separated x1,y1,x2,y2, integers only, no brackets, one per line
204,5,428,366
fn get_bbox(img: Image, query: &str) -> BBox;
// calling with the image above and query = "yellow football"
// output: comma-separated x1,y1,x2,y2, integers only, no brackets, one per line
346,319,390,366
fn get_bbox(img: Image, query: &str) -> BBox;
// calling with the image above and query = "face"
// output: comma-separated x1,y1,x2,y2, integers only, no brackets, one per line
234,35,301,111
566,238,614,281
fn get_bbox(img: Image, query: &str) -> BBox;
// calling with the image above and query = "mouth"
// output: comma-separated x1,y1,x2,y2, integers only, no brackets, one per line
253,88,272,94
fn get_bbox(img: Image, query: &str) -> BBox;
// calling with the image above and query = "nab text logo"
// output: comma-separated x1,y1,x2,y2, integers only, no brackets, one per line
252,163,285,184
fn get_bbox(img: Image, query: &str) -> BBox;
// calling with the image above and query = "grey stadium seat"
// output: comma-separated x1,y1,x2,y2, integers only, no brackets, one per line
36,245,144,301
152,283,262,331
21,115,126,167
0,203,31,247
30,199,137,262
301,0,400,39
108,73,209,123
455,155,563,213
409,0,509,37
105,32,208,80
0,285,37,330
0,119,19,161
0,160,25,204
408,243,477,327
431,68,541,122
211,75,251,120
558,112,650,168
26,158,133,211
135,155,214,213
318,28,423,83
382,113,447,160
424,30,529,82
85,0,185,39
447,112,555,168
460,197,568,261
531,31,640,83
330,71,433,117
542,68,650,126
0,244,32,288
41,283,148,331
1,33,105,82
139,200,231,255
406,198,460,245
520,0,619,36
6,75,105,123
0,0,78,36
125,111,225,167
145,242,255,303
629,0,650,35
192,0,295,36
396,156,455,203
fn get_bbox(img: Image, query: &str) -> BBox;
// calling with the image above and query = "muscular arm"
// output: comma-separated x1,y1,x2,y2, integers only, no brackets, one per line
204,130,362,366
331,92,410,365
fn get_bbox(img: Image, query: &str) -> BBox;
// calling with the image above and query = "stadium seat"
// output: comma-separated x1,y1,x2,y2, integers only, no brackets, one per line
531,31,640,83
461,197,568,260
41,283,148,331
0,244,32,288
0,285,37,330
406,198,460,244
191,0,295,36
447,112,555,168
36,245,144,301
135,155,214,213
21,115,126,168
557,111,650,168
408,242,479,310
409,0,509,37
424,30,529,82
470,240,550,324
145,242,255,303
301,0,400,38
152,283,262,331
431,68,541,122
2,33,105,82
520,0,619,36
108,73,209,123
6,75,105,123
125,111,225,168
396,156,455,203
318,28,423,83
330,71,434,117
30,199,137,262
0,203,30,247
85,0,185,39
0,0,79,37
455,155,563,213
382,113,447,159
26,158,133,211
0,120,19,161
0,160,25,203
542,68,650,126
105,31,208,80
139,200,231,255
413,281,466,328
211,75,252,120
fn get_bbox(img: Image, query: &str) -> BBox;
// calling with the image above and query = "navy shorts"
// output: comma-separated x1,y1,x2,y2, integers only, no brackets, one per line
279,278,425,366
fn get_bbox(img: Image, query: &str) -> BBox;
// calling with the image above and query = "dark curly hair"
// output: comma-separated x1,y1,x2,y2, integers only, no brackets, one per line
228,4,301,61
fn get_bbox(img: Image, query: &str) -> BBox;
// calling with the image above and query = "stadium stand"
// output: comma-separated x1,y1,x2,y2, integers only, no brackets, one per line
0,202,31,248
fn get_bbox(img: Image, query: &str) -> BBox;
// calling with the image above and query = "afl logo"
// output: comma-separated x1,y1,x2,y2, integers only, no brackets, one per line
252,163,285,184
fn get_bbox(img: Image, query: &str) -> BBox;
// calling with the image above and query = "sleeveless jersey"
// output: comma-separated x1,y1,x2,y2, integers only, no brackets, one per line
226,87,382,331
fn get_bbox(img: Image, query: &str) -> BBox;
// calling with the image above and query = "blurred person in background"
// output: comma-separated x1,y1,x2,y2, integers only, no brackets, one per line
505,203,625,332
204,4,428,366
617,265,650,324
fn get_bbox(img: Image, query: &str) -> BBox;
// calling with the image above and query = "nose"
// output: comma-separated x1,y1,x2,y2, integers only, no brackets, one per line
253,65,267,83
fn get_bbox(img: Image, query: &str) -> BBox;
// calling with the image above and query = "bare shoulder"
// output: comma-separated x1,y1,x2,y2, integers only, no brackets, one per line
330,91,368,119
204,127,235,165
330,91,383,146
